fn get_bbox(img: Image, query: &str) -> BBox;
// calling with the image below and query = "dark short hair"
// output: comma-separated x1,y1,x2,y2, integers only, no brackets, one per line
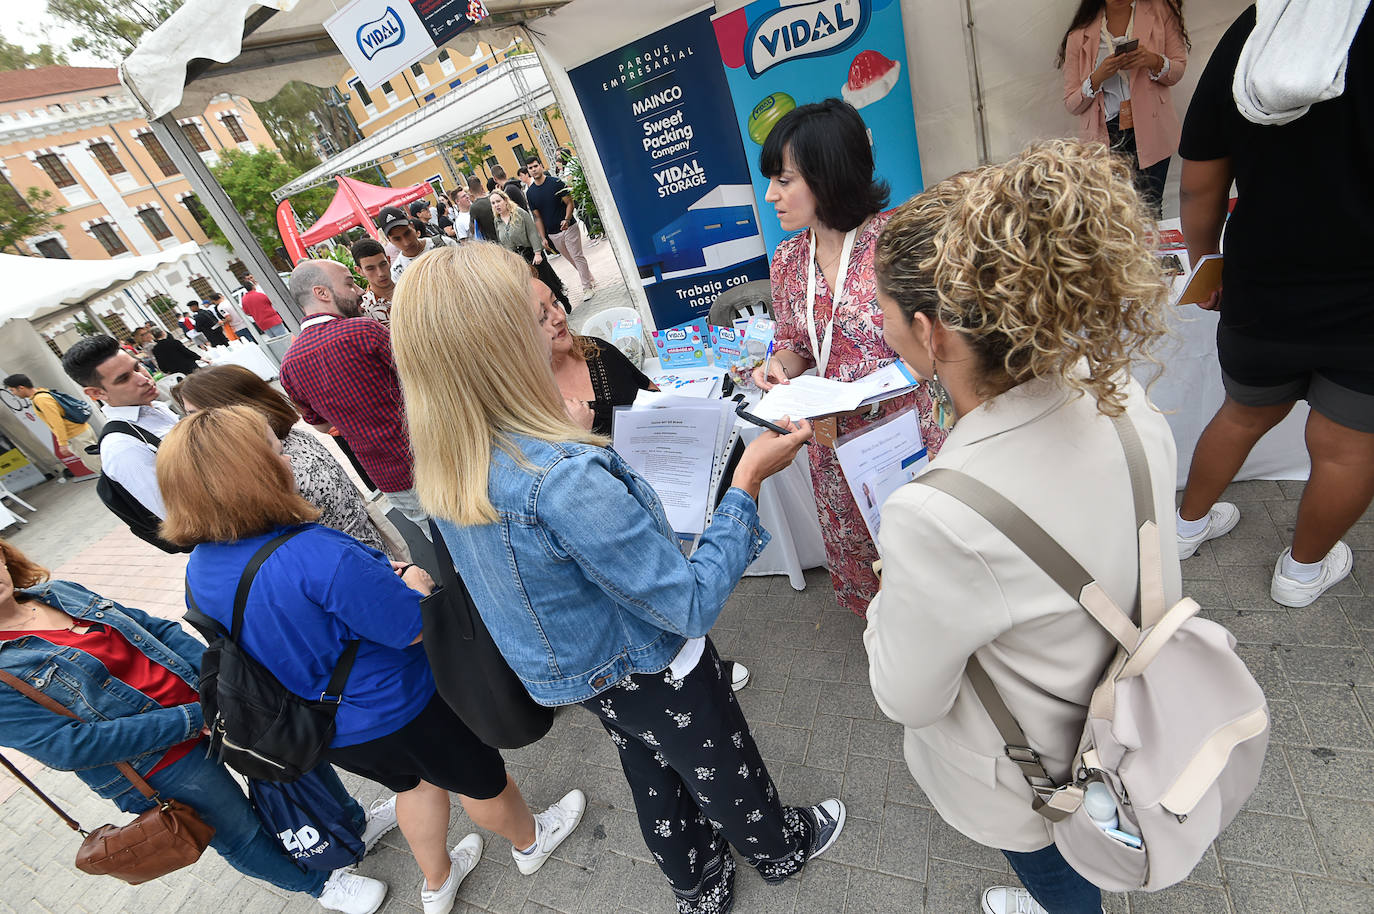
759,98,889,232
350,238,386,263
209,292,224,301
517,166,529,177
526,155,542,167
3,373,31,389
187,300,200,308
62,335,121,388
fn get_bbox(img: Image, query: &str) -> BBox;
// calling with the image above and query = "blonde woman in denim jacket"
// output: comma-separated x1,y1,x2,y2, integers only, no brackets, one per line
392,243,847,914
0,539,389,913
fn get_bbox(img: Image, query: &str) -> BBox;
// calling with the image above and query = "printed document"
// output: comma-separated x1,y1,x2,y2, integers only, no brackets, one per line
752,361,919,421
834,409,928,541
612,404,726,535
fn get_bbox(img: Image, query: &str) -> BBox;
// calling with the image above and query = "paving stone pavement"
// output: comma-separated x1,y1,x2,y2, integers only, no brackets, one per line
4,446,1374,911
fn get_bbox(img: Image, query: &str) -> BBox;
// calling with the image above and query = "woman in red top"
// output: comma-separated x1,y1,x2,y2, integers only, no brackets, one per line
0,539,390,913
752,99,947,617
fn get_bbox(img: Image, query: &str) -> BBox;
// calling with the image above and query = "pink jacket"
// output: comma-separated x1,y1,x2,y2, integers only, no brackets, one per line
1062,0,1188,169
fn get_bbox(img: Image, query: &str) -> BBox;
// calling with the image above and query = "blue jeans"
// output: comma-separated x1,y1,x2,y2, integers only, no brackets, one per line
1003,843,1102,913
114,749,364,895
261,324,289,339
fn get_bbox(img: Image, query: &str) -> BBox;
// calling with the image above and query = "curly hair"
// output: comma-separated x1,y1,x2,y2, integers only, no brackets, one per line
1,539,49,597
875,139,1168,416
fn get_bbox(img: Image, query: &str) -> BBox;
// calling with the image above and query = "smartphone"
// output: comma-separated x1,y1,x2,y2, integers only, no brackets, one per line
733,398,805,441
1112,38,1139,56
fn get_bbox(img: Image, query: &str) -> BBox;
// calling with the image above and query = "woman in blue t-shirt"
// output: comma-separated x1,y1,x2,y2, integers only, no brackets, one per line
156,405,585,914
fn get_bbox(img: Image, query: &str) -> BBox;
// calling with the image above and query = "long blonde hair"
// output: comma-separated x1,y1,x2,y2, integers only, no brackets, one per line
391,242,605,524
876,139,1167,416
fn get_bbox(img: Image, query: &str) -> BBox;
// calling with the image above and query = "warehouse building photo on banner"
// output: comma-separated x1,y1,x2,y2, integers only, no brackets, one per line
713,0,923,252
568,10,770,329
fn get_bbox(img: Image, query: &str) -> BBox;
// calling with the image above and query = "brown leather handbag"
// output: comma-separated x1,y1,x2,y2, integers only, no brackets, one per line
0,669,214,884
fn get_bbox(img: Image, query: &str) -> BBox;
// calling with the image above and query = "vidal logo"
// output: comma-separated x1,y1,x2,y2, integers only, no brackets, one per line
356,7,406,61
745,0,869,78
665,328,688,341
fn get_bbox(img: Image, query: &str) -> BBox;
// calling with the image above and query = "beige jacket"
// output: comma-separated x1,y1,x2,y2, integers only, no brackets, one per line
864,373,1181,852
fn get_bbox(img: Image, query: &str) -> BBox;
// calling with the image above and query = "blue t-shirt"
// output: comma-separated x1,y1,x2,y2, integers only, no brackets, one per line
186,524,432,747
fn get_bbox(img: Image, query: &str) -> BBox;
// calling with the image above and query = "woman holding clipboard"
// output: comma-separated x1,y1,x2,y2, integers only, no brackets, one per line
752,98,947,618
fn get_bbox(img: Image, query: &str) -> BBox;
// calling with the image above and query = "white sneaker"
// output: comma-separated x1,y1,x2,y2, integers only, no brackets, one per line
420,834,482,914
981,886,1048,914
318,870,387,914
582,288,594,301
512,789,586,875
1271,542,1353,608
360,796,397,854
729,661,751,693
1176,503,1240,559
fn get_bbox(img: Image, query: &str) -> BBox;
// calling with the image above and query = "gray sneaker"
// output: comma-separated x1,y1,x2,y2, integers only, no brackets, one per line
805,798,846,859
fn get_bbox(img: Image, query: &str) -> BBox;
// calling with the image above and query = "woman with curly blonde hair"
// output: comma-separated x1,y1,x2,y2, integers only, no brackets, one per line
863,139,1177,914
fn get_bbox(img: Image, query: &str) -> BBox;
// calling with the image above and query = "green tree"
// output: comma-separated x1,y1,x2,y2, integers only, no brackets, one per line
0,35,69,70
254,82,355,174
48,0,184,62
451,131,491,180
0,186,65,255
207,147,333,258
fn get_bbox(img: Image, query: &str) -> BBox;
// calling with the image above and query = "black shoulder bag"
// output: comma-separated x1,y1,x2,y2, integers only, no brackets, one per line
184,529,359,782
422,519,553,749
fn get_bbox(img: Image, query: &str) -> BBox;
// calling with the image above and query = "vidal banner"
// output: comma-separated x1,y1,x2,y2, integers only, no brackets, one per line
713,0,923,253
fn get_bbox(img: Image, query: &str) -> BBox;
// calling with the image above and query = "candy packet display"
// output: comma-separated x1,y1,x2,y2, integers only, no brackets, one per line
651,322,710,368
610,317,647,367
710,325,746,363
726,316,777,387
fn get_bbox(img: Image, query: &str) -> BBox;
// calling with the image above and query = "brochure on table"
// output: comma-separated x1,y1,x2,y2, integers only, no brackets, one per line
834,408,928,542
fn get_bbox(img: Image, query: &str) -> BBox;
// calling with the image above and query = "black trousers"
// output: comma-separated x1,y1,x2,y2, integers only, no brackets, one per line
581,639,813,914
1106,115,1170,217
518,246,572,313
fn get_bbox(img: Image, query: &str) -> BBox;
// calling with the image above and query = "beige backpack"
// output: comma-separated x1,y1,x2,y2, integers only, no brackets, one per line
914,413,1269,892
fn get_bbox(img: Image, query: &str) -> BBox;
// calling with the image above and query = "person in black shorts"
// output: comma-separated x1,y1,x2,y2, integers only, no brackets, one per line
1172,5,1374,608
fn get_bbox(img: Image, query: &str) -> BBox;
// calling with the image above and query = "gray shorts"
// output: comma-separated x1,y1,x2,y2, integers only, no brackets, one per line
1218,324,1374,433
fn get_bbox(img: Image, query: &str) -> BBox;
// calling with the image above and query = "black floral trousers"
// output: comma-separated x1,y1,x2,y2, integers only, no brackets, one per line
581,638,813,914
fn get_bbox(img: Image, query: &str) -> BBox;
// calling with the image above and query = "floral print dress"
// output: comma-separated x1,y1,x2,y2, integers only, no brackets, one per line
282,430,390,556
769,213,948,616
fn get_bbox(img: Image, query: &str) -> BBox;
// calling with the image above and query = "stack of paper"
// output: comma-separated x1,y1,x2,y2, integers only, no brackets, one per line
751,362,919,421
649,366,727,399
613,397,737,535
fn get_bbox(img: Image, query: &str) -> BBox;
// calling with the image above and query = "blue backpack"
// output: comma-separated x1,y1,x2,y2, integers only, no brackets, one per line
37,389,91,424
249,768,364,872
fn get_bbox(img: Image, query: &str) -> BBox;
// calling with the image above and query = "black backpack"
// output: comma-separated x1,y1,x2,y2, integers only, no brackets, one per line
184,528,359,783
94,421,190,554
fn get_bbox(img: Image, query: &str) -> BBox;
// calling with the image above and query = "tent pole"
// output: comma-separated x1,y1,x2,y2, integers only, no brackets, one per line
148,115,301,334
961,0,992,165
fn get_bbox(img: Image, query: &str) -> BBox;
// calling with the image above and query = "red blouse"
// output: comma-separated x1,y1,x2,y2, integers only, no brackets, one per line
0,624,202,776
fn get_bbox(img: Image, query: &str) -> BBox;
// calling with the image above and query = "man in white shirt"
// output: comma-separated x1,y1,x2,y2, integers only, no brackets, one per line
378,206,452,284
61,334,178,518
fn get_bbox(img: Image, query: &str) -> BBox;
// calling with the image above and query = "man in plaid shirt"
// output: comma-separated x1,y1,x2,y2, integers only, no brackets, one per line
279,259,429,527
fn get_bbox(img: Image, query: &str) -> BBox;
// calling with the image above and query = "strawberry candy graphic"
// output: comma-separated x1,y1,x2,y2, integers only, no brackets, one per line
841,50,900,109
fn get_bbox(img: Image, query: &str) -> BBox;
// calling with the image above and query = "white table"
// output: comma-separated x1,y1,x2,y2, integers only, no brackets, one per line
738,423,828,588
203,340,279,380
1137,219,1310,487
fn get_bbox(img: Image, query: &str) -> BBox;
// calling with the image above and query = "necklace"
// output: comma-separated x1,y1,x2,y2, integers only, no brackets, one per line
0,604,79,633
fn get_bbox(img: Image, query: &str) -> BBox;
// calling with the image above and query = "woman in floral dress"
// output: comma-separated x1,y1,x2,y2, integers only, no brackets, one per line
754,99,948,617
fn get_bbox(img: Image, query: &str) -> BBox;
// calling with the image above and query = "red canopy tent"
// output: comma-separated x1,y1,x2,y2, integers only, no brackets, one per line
298,175,436,246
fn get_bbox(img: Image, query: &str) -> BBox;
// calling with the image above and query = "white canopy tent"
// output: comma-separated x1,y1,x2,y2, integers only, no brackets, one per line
274,56,554,198
0,242,203,324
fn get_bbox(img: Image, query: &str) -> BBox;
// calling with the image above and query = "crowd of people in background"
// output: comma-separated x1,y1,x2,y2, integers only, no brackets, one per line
2,6,1371,914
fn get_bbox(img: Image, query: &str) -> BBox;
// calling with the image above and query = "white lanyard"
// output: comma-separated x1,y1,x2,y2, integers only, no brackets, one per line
806,226,858,379
299,314,338,331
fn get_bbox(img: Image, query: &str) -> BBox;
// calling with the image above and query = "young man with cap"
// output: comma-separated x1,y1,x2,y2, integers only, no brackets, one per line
407,200,442,238
379,206,453,284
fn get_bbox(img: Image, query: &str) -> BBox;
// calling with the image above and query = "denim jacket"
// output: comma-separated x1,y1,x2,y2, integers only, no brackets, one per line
436,436,769,706
0,581,205,801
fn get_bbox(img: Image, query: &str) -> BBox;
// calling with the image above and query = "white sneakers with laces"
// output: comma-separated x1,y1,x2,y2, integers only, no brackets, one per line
318,869,387,914
981,886,1048,914
1176,502,1241,559
513,788,587,875
1271,541,1353,607
420,833,483,914
359,795,398,854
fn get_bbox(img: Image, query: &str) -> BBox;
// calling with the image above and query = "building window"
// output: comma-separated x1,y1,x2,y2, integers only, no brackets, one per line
0,174,27,211
410,63,425,78
35,238,68,259
89,142,127,176
449,78,461,89
227,259,250,284
138,133,179,176
36,153,76,188
102,311,131,339
381,80,399,105
182,194,213,234
423,92,436,103
138,208,173,240
512,143,528,169
438,49,456,76
180,122,211,153
349,79,374,110
221,114,249,143
189,276,214,299
91,222,128,256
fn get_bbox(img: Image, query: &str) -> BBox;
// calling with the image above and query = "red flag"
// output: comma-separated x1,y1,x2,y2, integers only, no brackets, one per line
337,174,381,241
276,199,309,265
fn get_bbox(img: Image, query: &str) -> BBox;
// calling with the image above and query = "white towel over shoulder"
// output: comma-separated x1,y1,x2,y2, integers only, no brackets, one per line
1233,0,1370,125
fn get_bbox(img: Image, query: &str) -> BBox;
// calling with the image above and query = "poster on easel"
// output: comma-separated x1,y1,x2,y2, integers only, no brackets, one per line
712,0,923,253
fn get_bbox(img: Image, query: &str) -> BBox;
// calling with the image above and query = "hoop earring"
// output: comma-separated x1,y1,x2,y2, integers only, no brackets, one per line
928,369,955,430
